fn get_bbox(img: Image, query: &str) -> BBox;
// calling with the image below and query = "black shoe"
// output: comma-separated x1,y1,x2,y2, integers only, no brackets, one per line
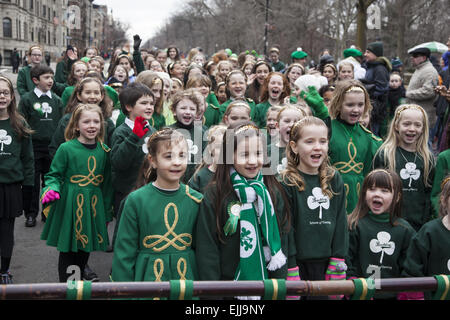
41,214,46,222
0,272,13,284
106,244,113,252
83,265,99,282
25,216,36,227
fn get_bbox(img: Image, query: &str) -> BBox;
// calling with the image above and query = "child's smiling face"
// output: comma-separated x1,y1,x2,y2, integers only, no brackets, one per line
175,98,197,126
0,80,12,114
268,75,284,101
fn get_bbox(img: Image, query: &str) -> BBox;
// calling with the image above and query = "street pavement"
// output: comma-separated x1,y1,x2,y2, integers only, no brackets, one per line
0,64,115,284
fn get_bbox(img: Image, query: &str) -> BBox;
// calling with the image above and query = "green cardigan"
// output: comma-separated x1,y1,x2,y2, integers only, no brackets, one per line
110,121,155,195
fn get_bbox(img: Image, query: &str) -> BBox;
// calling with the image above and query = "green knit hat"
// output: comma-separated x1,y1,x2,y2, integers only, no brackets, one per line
291,50,308,60
343,48,363,58
367,42,384,57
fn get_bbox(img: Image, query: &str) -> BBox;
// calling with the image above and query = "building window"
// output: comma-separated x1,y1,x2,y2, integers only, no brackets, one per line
30,0,34,10
3,18,12,38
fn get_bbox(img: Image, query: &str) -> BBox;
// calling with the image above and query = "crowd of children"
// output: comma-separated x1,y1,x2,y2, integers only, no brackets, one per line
0,38,449,301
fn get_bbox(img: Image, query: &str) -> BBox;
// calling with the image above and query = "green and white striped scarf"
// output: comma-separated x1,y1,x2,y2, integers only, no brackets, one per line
229,168,286,282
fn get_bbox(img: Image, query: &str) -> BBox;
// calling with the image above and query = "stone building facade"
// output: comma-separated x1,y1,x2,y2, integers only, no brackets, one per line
0,0,71,66
0,0,113,66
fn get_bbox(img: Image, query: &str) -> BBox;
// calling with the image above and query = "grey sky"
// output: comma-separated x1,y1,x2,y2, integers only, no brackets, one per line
94,0,183,43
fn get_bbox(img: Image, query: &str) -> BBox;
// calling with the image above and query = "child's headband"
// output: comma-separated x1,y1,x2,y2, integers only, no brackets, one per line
394,104,426,121
441,176,450,189
345,85,365,94
0,76,13,87
235,124,259,135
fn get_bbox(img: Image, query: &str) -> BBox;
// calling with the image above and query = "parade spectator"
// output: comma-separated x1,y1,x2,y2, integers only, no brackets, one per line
405,47,440,132
337,47,366,80
361,41,391,137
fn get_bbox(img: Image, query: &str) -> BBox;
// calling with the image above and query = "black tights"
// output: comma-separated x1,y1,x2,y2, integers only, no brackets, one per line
58,251,90,282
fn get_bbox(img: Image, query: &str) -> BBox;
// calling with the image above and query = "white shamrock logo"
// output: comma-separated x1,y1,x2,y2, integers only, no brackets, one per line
400,162,420,188
307,187,330,220
41,102,52,118
142,136,150,154
277,157,287,174
239,221,257,258
0,129,12,151
187,139,198,158
369,231,395,264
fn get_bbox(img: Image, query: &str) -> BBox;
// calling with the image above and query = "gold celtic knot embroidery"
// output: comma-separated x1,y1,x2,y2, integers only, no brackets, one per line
142,203,192,252
75,194,88,248
70,156,104,187
177,258,187,280
333,140,364,174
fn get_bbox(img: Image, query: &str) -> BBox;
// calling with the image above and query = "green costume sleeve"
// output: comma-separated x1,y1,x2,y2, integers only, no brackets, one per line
133,50,145,75
346,227,361,278
17,68,29,98
110,128,145,171
101,149,115,221
398,222,417,276
331,174,349,259
431,151,450,217
206,92,220,108
42,143,69,195
402,232,429,277
111,195,139,281
49,116,69,158
195,192,222,280
20,132,35,186
300,86,330,120
61,86,73,109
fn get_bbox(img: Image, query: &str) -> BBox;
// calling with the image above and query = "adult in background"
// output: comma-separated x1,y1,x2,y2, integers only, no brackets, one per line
0,51,2,66
11,48,20,74
405,47,439,132
360,41,391,137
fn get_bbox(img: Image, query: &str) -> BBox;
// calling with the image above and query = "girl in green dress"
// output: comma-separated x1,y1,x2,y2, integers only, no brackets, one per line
49,77,114,158
41,104,114,282
112,128,203,285
402,175,450,299
253,72,290,128
280,116,348,300
0,76,34,284
373,104,435,231
195,122,295,297
328,80,383,214
188,124,227,194
347,169,417,300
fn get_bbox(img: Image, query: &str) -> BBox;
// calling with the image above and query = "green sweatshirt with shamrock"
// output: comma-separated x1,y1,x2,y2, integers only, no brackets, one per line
347,212,416,299
18,90,63,150
281,170,348,262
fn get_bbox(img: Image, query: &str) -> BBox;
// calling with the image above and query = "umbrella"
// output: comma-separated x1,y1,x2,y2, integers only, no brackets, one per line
408,42,449,54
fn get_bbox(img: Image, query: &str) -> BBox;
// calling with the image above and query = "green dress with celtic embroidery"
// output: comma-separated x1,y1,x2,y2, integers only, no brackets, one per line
40,139,114,253
329,119,382,214
111,183,203,282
